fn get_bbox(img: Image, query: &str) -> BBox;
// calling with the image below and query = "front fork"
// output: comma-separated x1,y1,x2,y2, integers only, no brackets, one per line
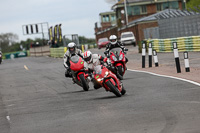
77,72,89,81
104,75,122,92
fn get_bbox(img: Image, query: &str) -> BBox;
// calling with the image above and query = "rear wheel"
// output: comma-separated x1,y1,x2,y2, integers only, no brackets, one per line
105,80,121,97
79,74,89,91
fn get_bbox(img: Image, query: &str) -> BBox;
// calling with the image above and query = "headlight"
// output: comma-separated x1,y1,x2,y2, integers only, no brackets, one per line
112,56,117,61
97,78,103,82
105,71,109,75
119,54,123,60
104,71,109,77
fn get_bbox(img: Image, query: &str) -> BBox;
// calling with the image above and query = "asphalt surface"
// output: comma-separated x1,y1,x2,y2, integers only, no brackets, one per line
0,55,200,133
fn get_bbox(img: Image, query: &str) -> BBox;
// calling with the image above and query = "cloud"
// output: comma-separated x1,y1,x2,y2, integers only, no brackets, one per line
0,0,112,41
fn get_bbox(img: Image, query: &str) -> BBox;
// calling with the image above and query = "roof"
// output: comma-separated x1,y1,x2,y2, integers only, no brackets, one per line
128,9,200,25
113,0,181,9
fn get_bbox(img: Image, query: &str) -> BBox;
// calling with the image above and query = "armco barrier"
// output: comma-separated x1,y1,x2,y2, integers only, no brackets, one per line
4,51,27,59
50,47,65,58
147,36,200,52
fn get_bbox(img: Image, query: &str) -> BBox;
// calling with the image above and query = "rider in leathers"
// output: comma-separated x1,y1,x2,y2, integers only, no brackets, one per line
63,42,83,77
83,51,104,89
105,35,128,63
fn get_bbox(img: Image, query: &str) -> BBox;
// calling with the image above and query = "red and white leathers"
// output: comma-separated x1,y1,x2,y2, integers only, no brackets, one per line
84,54,104,71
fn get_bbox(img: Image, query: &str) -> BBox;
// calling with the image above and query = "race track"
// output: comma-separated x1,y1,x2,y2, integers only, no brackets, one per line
0,57,200,133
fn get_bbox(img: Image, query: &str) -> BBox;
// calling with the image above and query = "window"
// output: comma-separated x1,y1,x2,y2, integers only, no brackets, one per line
141,5,147,13
111,15,116,21
133,6,140,15
163,2,169,9
171,1,179,9
102,15,110,22
157,3,162,11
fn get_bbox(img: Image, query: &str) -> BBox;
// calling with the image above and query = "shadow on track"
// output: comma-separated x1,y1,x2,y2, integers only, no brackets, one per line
92,95,120,100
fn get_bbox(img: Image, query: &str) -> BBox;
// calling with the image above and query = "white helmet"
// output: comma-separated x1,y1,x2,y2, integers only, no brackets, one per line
83,51,93,63
67,42,76,54
109,35,117,45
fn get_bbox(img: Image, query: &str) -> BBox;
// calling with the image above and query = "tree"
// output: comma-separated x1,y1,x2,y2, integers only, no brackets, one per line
187,0,200,12
0,33,18,53
79,36,95,44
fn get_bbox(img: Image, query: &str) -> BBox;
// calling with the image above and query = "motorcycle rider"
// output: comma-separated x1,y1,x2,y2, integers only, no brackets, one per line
83,51,104,89
63,42,83,77
105,35,128,63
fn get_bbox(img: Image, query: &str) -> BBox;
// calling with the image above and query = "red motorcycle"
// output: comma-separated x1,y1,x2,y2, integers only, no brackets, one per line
105,47,128,80
70,55,90,91
93,65,126,97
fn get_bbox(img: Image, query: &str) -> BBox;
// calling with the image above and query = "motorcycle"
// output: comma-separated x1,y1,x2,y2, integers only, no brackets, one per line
93,65,126,97
104,47,128,80
0,54,2,64
70,54,90,91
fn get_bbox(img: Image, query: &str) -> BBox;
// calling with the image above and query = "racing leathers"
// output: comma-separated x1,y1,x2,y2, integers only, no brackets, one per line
84,54,104,89
105,41,128,64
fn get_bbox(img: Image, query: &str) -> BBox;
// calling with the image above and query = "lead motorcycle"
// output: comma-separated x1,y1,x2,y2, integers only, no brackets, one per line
93,65,126,97
104,47,128,80
70,54,90,91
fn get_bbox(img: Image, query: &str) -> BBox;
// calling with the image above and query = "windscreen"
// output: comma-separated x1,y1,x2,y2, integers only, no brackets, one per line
70,55,80,63
94,65,102,75
121,34,133,38
110,48,122,56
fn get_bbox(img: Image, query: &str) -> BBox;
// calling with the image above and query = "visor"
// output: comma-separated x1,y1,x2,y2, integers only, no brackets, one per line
110,39,116,42
84,55,91,62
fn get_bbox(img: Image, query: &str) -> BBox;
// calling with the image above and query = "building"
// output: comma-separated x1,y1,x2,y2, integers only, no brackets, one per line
95,0,186,44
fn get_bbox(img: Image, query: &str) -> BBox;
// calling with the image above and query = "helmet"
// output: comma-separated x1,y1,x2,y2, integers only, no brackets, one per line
83,51,93,63
67,42,76,54
109,35,117,45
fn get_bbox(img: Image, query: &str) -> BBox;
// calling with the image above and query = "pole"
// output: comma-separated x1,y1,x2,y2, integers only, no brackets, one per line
124,0,128,25
173,42,181,73
142,43,146,68
148,43,152,67
153,50,159,67
184,51,190,72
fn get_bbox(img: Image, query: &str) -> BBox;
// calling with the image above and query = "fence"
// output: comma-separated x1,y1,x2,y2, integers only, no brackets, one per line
158,14,200,39
147,36,200,52
144,27,160,39
30,45,50,56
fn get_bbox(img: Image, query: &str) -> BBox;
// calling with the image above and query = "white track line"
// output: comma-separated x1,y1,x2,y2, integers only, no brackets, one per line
6,116,10,122
128,69,200,87
24,65,29,70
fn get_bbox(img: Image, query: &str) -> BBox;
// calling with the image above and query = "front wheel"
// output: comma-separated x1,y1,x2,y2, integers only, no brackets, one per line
116,66,123,80
79,74,89,91
105,80,121,97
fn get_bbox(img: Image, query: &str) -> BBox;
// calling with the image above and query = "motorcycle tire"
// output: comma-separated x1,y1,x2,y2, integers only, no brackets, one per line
79,74,89,91
116,66,123,80
121,84,126,95
105,80,121,97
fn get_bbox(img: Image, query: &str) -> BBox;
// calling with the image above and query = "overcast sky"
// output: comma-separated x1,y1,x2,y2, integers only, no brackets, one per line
0,0,115,41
